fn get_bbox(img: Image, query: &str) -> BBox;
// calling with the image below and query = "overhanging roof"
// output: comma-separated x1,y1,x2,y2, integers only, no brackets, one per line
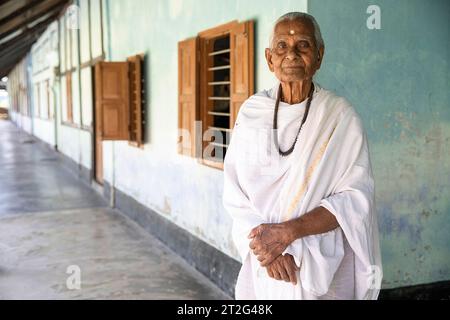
0,0,70,78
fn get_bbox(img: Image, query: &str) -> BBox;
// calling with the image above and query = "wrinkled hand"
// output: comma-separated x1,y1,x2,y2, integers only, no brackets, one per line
266,254,299,285
249,223,293,267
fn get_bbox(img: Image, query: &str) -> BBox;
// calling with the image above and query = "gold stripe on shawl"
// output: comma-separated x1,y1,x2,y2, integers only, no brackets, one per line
282,126,336,222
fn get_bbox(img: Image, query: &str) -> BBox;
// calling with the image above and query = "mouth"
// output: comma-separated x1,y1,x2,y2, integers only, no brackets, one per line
282,66,304,74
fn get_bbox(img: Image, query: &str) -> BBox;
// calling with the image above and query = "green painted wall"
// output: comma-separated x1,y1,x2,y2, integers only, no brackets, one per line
309,0,450,287
101,0,309,261
103,0,309,146
102,0,449,288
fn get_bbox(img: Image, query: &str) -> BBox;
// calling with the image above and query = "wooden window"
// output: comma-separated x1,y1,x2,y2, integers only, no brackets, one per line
95,62,129,140
178,37,199,157
178,20,254,170
76,0,106,129
66,15,72,71
127,54,145,146
94,54,145,143
79,0,91,64
66,72,73,122
201,33,232,167
230,22,254,129
90,0,103,59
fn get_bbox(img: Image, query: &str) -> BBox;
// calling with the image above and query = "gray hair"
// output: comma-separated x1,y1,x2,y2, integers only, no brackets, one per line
269,12,324,50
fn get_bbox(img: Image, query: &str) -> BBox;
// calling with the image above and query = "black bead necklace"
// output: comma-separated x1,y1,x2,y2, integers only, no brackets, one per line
273,83,314,157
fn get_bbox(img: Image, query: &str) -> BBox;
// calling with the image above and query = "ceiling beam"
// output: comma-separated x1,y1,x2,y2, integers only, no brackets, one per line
0,0,65,39
0,0,70,78
0,38,37,71
0,46,31,77
0,31,39,59
0,0,18,9
0,40,33,64
0,9,58,54
0,0,30,22
2,41,33,63
0,0,41,25
0,11,60,77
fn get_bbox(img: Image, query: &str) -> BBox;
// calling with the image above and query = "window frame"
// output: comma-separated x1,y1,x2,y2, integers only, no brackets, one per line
177,20,254,171
58,0,105,130
197,21,238,170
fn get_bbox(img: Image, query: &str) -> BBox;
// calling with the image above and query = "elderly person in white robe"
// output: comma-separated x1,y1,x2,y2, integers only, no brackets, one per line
223,12,382,300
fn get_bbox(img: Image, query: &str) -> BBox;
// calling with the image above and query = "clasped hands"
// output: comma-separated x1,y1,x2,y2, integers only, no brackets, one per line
248,222,299,285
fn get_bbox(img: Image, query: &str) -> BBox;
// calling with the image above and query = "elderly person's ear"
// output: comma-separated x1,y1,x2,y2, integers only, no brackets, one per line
265,48,275,72
316,46,325,69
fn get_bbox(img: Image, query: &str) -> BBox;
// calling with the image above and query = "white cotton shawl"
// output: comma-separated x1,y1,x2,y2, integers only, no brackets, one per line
223,83,382,300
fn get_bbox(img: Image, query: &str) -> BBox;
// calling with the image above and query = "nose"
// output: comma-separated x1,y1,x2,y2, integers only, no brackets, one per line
285,46,299,60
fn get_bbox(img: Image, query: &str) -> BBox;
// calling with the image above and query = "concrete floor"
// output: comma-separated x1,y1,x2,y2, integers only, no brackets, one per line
0,120,229,300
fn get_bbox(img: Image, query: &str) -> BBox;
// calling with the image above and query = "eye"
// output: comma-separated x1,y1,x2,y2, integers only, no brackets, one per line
276,41,287,49
298,40,310,49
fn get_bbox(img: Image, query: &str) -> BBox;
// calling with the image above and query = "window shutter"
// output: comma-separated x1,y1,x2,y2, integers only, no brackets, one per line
95,61,130,140
230,20,254,129
127,54,144,146
178,37,199,157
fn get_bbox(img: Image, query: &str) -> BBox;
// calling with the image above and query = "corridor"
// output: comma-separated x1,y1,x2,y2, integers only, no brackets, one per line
0,120,228,299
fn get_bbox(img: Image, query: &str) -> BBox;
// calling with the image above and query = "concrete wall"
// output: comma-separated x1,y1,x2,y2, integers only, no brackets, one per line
54,0,103,171
33,118,55,146
8,55,33,134
30,22,59,147
57,125,92,169
9,2,99,169
10,113,33,134
102,0,308,260
309,0,450,288
9,23,58,145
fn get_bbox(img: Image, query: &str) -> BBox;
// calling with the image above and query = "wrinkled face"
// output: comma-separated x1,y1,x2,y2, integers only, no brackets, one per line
265,18,324,83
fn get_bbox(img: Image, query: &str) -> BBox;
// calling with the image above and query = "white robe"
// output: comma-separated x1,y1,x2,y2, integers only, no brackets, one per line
223,83,382,300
